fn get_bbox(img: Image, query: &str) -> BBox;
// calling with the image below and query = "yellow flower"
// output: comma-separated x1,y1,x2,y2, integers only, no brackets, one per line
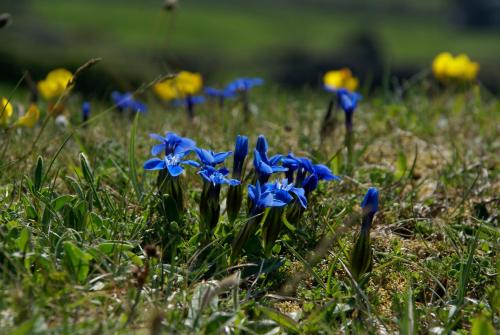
324,68,359,91
16,103,40,128
0,97,13,126
37,68,73,101
153,71,203,100
453,54,479,81
432,52,453,81
432,52,479,82
154,81,178,100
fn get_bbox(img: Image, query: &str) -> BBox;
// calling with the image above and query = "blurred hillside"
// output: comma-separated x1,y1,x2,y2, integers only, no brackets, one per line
1,0,499,93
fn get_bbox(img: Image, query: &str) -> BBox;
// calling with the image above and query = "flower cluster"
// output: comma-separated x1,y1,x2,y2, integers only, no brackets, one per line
432,52,479,83
151,71,263,118
143,131,340,260
321,68,362,174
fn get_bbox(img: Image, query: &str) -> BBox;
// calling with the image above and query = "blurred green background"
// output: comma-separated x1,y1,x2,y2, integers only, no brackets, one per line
1,0,499,94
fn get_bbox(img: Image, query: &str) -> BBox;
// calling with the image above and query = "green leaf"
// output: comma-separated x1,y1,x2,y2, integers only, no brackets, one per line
33,156,44,191
257,306,300,333
399,284,417,335
395,151,407,180
79,153,102,210
129,113,143,202
63,241,93,283
51,195,74,211
96,242,134,256
16,228,30,252
79,153,94,184
471,314,495,335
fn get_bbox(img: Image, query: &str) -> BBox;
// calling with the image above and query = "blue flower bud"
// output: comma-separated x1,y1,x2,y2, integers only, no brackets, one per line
232,135,248,179
350,187,379,280
361,187,379,233
82,101,90,123
255,135,268,157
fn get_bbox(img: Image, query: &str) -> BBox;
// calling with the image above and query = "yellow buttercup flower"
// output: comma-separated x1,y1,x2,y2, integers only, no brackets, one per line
324,68,359,92
37,68,73,101
432,52,453,81
432,52,479,82
154,71,203,100
1,97,13,126
16,103,40,128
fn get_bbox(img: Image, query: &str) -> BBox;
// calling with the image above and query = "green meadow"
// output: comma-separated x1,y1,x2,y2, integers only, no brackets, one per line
0,1,499,334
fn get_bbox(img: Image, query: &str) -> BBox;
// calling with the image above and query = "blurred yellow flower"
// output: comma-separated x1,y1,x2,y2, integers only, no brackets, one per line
154,71,203,100
37,68,73,101
324,68,359,92
1,97,13,126
432,52,479,82
16,103,40,128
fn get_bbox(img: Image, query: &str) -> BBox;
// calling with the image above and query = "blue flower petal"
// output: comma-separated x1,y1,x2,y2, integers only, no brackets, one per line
150,133,165,142
167,164,184,177
151,143,166,156
213,151,232,164
180,160,200,167
143,158,165,170
292,187,308,208
227,179,241,186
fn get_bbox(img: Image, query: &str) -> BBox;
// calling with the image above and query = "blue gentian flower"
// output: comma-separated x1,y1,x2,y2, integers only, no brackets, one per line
232,135,248,179
301,163,340,195
205,87,236,99
337,88,362,114
248,181,287,213
198,166,240,186
82,101,90,123
253,150,286,184
143,151,199,177
225,78,263,93
172,95,206,107
111,91,147,113
205,87,234,107
265,178,307,209
337,88,362,132
253,135,286,183
281,154,314,185
149,132,196,156
313,164,340,181
195,148,232,167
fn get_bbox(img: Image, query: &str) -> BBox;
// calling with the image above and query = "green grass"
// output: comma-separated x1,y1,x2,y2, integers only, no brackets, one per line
0,74,498,333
